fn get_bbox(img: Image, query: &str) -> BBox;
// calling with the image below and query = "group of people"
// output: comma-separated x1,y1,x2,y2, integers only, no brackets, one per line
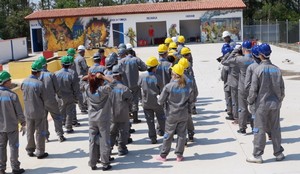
219,31,285,163
0,35,198,173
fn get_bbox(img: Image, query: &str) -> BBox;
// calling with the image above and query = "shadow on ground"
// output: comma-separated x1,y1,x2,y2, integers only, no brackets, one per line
25,166,76,174
49,148,88,159
184,151,237,161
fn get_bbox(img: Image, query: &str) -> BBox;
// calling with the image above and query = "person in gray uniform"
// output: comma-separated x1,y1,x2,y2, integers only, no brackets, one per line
104,52,118,77
156,44,172,87
85,71,113,171
0,71,26,174
37,56,66,143
222,41,254,133
55,56,80,134
21,61,48,159
156,64,194,162
74,45,88,113
89,53,106,76
121,48,147,123
110,65,133,155
138,56,165,144
246,43,285,163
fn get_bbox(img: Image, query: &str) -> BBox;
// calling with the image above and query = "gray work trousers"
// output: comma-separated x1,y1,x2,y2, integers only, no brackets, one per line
45,101,64,138
238,89,251,130
89,121,111,168
0,131,20,171
130,86,140,112
58,99,74,130
160,118,187,157
252,108,284,157
144,108,165,139
26,118,46,156
187,114,194,133
230,87,238,120
78,80,88,112
110,122,129,152
224,88,232,114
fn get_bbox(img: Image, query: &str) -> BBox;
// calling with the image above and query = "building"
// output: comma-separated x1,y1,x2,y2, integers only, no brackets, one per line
25,0,246,52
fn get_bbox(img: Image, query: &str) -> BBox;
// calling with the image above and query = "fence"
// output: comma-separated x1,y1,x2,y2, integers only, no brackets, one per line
243,20,300,52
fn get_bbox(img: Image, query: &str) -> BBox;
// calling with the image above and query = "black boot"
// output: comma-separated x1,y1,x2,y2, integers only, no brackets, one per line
132,111,141,123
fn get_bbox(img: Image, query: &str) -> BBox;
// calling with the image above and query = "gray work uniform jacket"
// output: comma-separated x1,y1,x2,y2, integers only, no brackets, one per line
156,58,172,86
138,72,164,110
184,73,198,102
221,66,230,92
21,75,47,119
244,61,260,96
89,63,105,74
0,86,25,132
247,59,285,109
75,54,88,78
221,52,240,89
39,69,60,104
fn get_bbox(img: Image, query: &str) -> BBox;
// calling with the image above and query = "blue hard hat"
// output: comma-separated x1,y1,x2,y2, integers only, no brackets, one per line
251,45,260,58
221,44,232,56
242,40,252,49
258,43,272,58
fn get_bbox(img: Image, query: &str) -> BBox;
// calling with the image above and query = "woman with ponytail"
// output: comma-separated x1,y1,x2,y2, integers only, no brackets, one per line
156,64,194,162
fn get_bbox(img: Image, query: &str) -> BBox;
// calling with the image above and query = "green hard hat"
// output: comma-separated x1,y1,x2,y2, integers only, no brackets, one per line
0,70,11,85
67,48,76,56
67,55,74,63
37,56,47,66
31,60,43,72
61,56,72,65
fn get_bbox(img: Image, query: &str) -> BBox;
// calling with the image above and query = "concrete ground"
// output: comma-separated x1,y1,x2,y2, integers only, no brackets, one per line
4,43,300,174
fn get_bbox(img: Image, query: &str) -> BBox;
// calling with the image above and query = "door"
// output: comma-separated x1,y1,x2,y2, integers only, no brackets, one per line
112,23,124,46
32,29,43,52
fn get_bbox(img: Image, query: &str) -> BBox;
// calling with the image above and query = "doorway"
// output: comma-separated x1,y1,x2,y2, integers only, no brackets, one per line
112,23,124,47
32,28,43,52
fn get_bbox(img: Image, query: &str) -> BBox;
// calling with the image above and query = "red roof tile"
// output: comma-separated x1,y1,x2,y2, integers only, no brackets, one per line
25,0,246,20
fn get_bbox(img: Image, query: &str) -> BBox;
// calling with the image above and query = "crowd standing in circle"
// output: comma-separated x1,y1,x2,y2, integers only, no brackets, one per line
0,32,286,174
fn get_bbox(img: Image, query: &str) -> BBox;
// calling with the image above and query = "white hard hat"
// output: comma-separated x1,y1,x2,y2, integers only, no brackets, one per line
222,31,231,38
77,45,85,51
172,36,177,43
126,43,133,49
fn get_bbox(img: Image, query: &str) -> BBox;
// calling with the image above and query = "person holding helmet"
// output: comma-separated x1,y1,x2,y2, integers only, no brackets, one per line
138,56,165,144
55,56,80,134
37,56,66,143
164,37,173,48
156,44,172,86
177,35,185,56
75,45,89,114
156,64,194,162
0,70,26,174
246,43,285,163
21,60,48,159
222,40,254,134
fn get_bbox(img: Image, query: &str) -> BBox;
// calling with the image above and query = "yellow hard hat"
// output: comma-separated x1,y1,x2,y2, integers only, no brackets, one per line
158,44,168,53
171,64,184,76
169,42,177,49
180,47,191,55
164,38,173,44
146,56,159,67
177,35,185,43
178,58,189,69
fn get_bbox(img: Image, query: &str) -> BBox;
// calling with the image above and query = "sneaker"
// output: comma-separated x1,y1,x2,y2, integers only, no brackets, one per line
225,116,235,120
157,130,164,137
128,138,133,144
188,132,195,142
129,128,136,133
192,110,198,115
72,122,81,127
37,152,49,159
59,136,66,142
12,168,25,174
133,119,141,124
109,157,115,161
151,138,157,144
176,156,184,162
66,129,74,134
156,155,167,162
27,152,35,157
91,166,97,170
118,149,128,156
237,129,246,134
275,153,285,161
102,165,112,171
246,155,263,164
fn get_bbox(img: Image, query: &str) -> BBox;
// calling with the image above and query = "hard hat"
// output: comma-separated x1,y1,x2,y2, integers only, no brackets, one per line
172,37,177,43
118,43,126,49
146,56,159,67
126,43,133,49
167,50,177,63
222,46,233,56
61,56,72,65
112,64,121,75
31,60,43,72
180,47,191,55
242,40,252,49
93,53,101,60
177,35,185,43
164,38,173,44
251,45,260,58
77,45,85,52
67,55,74,63
67,48,76,56
118,48,127,56
169,42,177,49
222,31,231,38
0,70,11,85
258,43,272,58
158,44,168,53
171,64,184,76
37,56,47,66
178,58,189,69
105,52,118,68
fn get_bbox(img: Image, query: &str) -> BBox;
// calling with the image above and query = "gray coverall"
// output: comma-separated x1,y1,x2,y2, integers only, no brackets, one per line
156,58,172,86
21,75,47,157
69,63,80,124
247,59,285,157
0,86,25,171
85,85,112,168
74,54,88,112
138,72,165,140
39,69,64,138
110,80,133,153
158,79,194,158
89,63,105,74
221,66,232,115
55,68,80,131
222,53,254,130
121,55,147,113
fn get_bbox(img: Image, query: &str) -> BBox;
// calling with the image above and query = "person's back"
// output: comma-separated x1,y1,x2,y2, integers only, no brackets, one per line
40,69,59,103
55,68,78,101
156,58,172,86
122,55,147,88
